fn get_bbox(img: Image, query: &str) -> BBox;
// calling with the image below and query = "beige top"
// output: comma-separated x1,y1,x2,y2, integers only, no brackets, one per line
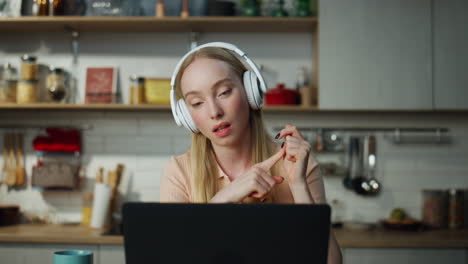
160,152,326,204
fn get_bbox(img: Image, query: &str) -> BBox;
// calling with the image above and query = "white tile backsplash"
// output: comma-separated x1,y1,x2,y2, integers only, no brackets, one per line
1,111,467,224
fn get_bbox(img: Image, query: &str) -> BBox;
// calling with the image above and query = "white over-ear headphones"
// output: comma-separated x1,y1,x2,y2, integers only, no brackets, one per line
170,42,267,133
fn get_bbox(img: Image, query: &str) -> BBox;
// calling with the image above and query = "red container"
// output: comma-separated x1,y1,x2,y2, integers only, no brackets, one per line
265,83,299,105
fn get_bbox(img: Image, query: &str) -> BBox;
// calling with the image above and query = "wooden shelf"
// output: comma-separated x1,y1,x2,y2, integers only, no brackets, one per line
0,17,317,33
0,103,319,112
1,104,464,113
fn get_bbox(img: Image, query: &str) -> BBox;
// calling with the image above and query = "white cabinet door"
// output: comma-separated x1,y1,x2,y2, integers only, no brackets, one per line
0,244,98,264
319,0,432,110
343,248,467,264
433,0,468,109
0,245,25,264
99,245,125,264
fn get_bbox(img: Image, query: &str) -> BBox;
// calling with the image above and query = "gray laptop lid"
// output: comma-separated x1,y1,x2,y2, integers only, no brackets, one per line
123,203,330,264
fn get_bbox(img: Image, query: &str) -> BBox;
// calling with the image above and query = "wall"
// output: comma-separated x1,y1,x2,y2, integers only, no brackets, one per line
1,32,467,224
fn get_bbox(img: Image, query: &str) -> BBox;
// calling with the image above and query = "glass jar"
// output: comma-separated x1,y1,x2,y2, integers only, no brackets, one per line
46,67,67,102
422,190,448,229
129,75,145,104
1,63,18,80
17,80,38,104
448,189,464,229
20,54,38,80
0,80,18,103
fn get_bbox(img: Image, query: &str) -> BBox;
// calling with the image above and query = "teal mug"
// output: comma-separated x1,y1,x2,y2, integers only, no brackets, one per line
53,250,93,264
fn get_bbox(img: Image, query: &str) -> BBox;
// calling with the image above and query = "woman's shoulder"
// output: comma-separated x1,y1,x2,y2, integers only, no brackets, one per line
164,152,191,172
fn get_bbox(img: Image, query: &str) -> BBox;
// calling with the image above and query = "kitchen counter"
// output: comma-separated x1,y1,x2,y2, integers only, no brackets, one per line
0,224,122,245
0,224,467,248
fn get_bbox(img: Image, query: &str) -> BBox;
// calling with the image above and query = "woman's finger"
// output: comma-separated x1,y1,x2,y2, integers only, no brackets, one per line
275,125,305,141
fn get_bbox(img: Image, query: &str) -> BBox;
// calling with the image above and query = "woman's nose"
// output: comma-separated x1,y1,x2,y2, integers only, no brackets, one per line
208,100,224,120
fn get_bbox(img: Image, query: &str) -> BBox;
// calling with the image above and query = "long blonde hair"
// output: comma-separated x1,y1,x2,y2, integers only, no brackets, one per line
174,47,280,203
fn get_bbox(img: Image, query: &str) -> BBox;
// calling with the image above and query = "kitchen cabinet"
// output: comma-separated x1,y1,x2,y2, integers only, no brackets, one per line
343,248,468,264
319,0,432,110
99,245,125,264
433,0,468,110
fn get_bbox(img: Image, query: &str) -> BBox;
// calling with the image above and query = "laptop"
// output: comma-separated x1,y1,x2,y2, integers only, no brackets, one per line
123,203,330,264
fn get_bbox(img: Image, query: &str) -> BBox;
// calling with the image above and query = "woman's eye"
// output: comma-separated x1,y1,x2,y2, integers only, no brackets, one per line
219,88,232,97
191,102,202,107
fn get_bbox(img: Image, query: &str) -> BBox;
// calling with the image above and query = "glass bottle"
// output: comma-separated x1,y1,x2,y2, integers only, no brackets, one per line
272,0,288,17
34,0,49,16
448,189,464,229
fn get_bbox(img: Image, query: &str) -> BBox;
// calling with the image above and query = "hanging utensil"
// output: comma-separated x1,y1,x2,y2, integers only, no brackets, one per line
15,133,26,186
6,133,17,187
342,137,355,190
366,135,381,195
351,137,367,195
1,133,8,185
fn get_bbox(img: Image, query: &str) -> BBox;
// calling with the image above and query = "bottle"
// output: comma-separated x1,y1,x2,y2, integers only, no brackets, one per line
180,0,189,18
49,0,65,16
34,0,49,16
272,0,288,17
129,75,145,104
155,0,165,17
81,192,94,226
46,66,67,102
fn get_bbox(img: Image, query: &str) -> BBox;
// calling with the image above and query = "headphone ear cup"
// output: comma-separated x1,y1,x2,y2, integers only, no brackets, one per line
177,99,199,133
243,71,261,109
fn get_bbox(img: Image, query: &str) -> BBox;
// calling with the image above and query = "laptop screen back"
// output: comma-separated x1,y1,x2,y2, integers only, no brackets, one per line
123,203,330,264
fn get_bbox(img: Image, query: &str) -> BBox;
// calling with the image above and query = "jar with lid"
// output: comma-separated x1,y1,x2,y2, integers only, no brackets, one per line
422,189,448,229
46,67,67,102
448,189,464,229
129,75,145,104
17,80,39,104
20,54,38,80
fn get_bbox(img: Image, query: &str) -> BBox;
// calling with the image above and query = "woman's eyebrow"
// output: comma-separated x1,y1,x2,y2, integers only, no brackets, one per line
210,78,233,90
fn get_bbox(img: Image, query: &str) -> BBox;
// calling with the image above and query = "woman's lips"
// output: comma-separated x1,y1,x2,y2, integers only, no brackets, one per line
213,123,232,137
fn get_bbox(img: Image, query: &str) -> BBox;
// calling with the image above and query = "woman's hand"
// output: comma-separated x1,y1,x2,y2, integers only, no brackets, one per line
210,150,285,203
276,124,312,186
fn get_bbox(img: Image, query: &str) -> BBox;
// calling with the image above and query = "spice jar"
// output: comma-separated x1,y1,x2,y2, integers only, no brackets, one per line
17,80,38,104
21,54,38,80
448,189,464,229
0,80,18,103
46,67,67,102
129,75,145,104
422,189,448,229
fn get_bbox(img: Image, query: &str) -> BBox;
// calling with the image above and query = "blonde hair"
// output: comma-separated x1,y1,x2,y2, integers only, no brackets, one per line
174,47,280,203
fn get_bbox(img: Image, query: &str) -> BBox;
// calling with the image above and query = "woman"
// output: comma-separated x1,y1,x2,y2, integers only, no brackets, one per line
160,43,342,264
